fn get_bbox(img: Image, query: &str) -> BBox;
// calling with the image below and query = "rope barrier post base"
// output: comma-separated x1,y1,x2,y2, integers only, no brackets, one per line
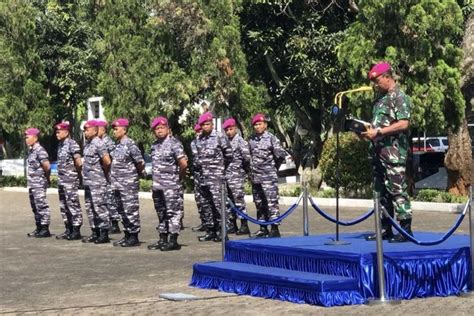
367,191,401,305
220,179,227,261
461,185,474,298
303,181,309,236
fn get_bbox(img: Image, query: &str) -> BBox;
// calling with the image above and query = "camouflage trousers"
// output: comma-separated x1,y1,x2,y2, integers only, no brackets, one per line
58,184,83,227
226,176,247,221
114,188,141,234
152,188,184,234
200,182,223,230
252,178,280,224
106,183,120,221
29,187,51,225
194,179,205,224
373,159,412,221
84,185,110,230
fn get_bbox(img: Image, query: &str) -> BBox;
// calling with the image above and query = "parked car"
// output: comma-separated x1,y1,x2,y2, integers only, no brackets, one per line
412,136,448,153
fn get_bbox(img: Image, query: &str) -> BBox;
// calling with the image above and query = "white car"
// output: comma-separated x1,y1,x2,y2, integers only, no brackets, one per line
412,137,448,153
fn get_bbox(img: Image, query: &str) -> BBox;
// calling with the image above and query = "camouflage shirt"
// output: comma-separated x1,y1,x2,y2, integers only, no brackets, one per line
151,135,187,190
371,85,411,165
57,138,81,186
102,134,115,154
27,143,49,188
83,137,108,186
195,130,233,185
226,133,251,178
111,136,144,190
248,131,287,183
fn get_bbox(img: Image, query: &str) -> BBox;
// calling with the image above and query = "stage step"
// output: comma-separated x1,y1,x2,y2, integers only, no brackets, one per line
190,261,365,307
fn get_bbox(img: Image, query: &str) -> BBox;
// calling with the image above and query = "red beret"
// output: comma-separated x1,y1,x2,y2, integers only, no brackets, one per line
151,116,168,129
84,120,99,129
112,118,129,127
194,123,202,132
55,121,70,130
368,62,391,80
95,119,108,127
25,128,40,136
252,113,266,125
222,118,236,130
198,112,213,125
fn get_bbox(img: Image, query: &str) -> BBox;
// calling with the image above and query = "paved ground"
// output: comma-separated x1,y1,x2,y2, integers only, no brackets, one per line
1,189,473,315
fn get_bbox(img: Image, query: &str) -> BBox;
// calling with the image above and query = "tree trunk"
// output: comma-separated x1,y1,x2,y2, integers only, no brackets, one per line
445,11,474,196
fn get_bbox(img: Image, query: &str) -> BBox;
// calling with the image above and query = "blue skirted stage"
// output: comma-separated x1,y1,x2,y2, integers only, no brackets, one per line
190,232,471,307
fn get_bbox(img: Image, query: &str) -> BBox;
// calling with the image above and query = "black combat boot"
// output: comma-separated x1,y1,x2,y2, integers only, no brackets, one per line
252,225,269,238
27,222,41,237
268,224,281,238
389,218,413,243
236,219,250,236
365,218,394,241
121,233,140,247
35,225,51,238
56,222,73,240
67,225,82,240
82,228,99,243
227,219,237,234
113,231,130,246
161,233,181,251
94,229,110,244
198,229,217,242
148,233,168,250
213,229,229,242
109,220,121,234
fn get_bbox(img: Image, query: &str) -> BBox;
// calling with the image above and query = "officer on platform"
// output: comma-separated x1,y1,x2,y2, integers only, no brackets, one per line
248,113,289,238
222,118,251,235
54,121,83,240
25,128,52,238
96,119,121,234
82,120,112,244
147,116,188,251
195,112,233,242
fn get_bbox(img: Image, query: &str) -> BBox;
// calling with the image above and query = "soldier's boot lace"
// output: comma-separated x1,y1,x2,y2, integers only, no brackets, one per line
56,222,73,240
67,225,82,240
82,228,99,243
109,220,121,234
94,229,110,244
35,225,51,238
27,222,41,237
113,231,130,247
160,233,181,251
252,225,269,238
148,233,168,250
389,218,413,243
121,233,140,247
268,224,281,238
236,219,250,236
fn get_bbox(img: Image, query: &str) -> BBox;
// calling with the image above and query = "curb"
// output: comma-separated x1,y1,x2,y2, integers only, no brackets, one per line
2,187,465,213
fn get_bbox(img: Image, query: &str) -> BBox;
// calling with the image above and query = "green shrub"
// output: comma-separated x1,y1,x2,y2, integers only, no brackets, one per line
0,176,27,187
416,189,468,203
319,133,372,193
139,179,152,192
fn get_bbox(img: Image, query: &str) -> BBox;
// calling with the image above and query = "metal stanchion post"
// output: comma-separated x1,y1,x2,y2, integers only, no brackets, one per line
461,185,474,297
303,182,309,236
368,191,400,305
221,179,227,261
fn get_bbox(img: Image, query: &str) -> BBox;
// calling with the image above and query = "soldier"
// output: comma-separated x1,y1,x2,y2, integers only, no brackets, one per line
55,121,83,240
362,62,413,243
194,112,233,242
25,128,52,238
110,118,145,247
248,113,290,238
191,123,206,232
147,116,188,251
96,119,121,234
82,120,112,244
222,118,251,235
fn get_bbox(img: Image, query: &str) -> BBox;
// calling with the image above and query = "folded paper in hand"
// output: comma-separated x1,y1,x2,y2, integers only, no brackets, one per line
345,118,371,134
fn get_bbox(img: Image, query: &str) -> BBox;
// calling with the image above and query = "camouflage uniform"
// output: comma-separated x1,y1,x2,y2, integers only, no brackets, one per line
190,138,205,225
102,134,120,223
225,133,251,220
27,143,51,227
110,136,144,234
151,135,187,235
370,85,412,221
57,137,83,228
195,130,233,231
248,131,287,224
83,137,110,230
